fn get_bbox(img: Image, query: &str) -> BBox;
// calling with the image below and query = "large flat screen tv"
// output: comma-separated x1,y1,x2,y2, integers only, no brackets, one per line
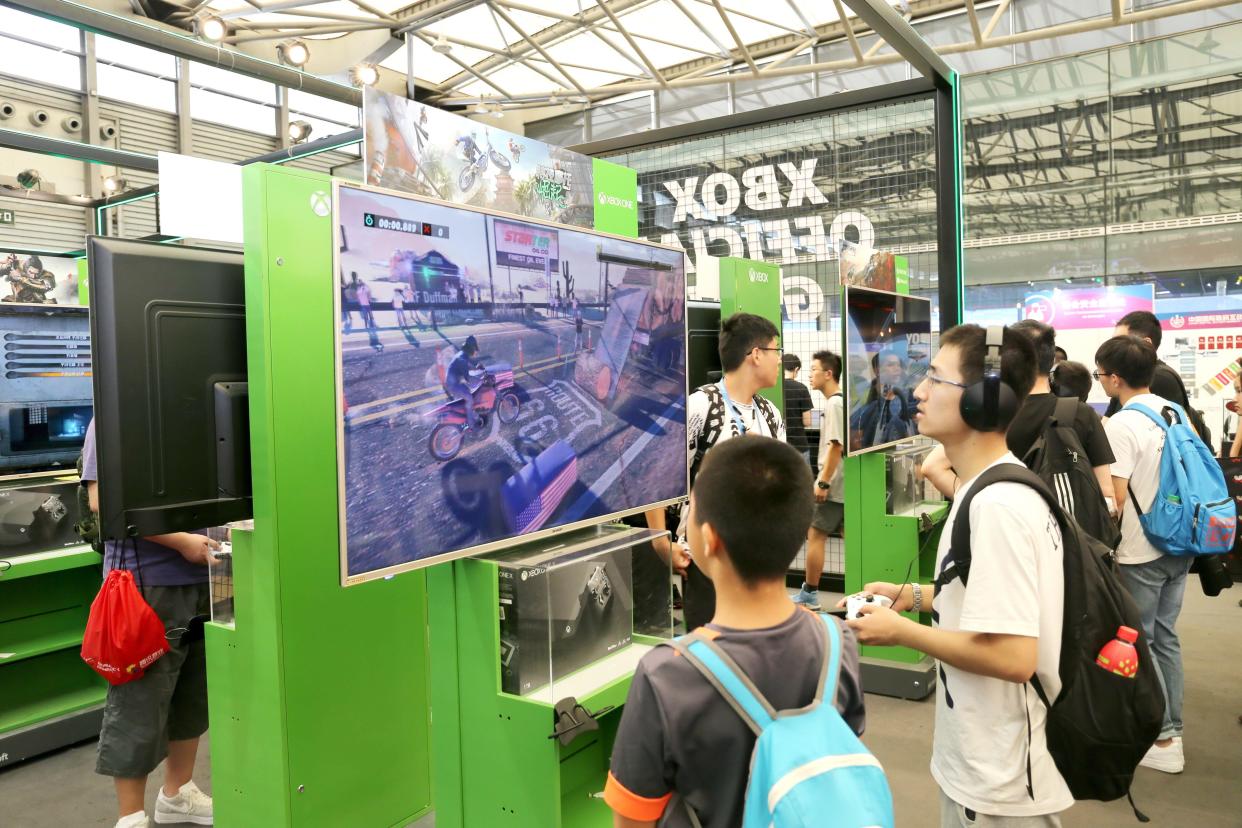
87,238,251,540
335,183,688,584
0,306,92,473
843,285,932,456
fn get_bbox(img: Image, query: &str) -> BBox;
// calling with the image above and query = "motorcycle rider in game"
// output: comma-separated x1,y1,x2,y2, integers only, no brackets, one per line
444,335,485,431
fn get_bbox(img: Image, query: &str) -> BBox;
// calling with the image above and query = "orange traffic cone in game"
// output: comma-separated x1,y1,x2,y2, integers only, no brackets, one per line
518,338,524,368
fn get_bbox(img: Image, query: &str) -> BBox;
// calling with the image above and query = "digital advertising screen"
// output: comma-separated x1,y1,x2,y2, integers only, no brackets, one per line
842,286,932,456
334,183,688,585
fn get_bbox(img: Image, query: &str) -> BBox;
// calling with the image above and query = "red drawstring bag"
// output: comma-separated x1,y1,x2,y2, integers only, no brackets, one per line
81,563,169,685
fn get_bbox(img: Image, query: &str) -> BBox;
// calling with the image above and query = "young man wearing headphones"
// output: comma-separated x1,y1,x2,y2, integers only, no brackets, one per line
845,325,1074,827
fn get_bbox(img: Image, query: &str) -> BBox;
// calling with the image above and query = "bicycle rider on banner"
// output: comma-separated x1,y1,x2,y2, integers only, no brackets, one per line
456,131,481,164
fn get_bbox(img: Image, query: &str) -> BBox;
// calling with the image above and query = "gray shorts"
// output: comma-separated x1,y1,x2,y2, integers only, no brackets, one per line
96,582,210,779
810,499,844,535
939,790,1062,828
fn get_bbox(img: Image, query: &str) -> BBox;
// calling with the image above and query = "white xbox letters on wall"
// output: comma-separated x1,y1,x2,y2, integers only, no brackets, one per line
650,157,876,280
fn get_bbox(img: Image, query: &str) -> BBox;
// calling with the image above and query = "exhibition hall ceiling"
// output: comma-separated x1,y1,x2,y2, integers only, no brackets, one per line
119,0,1242,109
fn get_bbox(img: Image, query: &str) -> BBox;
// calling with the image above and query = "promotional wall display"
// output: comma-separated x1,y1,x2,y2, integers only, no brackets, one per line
364,89,637,235
839,241,909,295
1022,284,1154,330
843,286,932,455
0,307,92,473
334,183,687,584
496,546,634,696
0,251,81,306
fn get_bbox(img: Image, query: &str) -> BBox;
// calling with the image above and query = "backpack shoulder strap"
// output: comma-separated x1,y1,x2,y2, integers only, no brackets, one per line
1052,396,1079,429
754,394,781,438
948,464,1062,587
1123,401,1173,431
666,631,776,735
813,613,842,707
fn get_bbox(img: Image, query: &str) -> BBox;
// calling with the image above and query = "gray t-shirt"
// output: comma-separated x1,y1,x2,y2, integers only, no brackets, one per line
80,420,209,586
607,609,865,828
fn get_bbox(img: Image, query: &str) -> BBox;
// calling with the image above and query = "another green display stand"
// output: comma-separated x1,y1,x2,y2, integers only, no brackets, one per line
205,164,431,828
843,450,946,699
0,545,106,767
430,525,666,828
718,257,783,411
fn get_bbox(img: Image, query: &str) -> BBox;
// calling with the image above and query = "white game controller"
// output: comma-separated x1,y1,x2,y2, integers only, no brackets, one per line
846,592,893,620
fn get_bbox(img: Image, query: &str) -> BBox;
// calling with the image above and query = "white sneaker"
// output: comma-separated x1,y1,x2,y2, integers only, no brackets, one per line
154,780,213,825
1139,737,1184,774
115,812,148,828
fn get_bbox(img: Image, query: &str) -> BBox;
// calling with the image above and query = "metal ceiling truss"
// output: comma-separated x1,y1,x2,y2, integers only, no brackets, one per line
8,0,1240,112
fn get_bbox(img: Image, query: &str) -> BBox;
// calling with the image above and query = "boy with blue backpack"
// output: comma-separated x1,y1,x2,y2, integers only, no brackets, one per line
605,437,884,828
1096,334,1236,774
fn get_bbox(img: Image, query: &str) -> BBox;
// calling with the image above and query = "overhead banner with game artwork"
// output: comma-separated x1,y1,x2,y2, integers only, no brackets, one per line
364,89,638,237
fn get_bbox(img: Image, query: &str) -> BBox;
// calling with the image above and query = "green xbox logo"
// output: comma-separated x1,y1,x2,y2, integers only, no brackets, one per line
597,192,634,209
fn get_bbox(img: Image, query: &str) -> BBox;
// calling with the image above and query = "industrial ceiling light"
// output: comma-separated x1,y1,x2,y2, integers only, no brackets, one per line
431,34,452,54
288,119,313,144
490,105,504,119
193,13,227,43
102,175,128,194
277,39,310,68
16,169,41,190
350,62,380,87
473,101,489,114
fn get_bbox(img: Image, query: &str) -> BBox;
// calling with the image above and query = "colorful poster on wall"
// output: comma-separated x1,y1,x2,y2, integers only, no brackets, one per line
0,251,82,306
364,89,639,236
1159,310,1242,331
839,241,908,294
1022,284,1154,330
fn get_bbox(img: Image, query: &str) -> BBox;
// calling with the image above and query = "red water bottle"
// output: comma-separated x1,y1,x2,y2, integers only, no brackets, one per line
1096,626,1140,678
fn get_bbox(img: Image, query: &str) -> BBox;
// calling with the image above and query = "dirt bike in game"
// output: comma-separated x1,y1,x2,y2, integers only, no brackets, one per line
457,133,512,192
427,362,521,461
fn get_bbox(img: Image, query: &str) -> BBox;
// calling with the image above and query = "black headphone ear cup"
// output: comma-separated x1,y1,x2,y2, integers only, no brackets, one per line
994,379,1019,428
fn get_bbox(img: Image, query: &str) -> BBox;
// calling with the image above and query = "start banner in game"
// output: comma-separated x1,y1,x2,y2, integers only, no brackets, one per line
494,219,559,271
1022,284,1153,330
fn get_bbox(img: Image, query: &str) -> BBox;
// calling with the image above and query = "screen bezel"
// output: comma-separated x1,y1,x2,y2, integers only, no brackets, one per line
332,179,690,586
841,284,932,458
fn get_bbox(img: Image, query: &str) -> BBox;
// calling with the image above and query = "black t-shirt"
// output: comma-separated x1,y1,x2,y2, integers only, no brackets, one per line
1104,361,1187,417
783,378,813,450
1007,392,1116,467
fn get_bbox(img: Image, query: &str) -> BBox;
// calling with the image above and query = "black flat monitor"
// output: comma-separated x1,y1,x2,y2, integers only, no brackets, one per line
842,285,932,456
87,237,251,540
687,300,722,390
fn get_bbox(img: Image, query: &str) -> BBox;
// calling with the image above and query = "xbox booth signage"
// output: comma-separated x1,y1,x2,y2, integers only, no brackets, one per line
365,89,638,238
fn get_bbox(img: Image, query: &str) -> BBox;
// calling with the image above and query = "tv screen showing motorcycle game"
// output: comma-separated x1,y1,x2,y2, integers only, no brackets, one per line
334,183,688,584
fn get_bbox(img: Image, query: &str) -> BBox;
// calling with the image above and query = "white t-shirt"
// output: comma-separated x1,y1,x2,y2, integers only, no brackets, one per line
931,454,1073,817
680,386,786,541
818,392,845,503
1104,393,1172,566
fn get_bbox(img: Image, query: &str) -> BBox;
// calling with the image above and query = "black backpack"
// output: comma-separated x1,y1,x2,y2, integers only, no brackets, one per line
947,464,1163,816
74,452,104,553
1021,397,1121,551
689,383,781,482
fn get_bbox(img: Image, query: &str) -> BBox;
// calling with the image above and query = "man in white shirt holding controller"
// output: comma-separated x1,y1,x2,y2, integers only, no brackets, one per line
841,324,1073,827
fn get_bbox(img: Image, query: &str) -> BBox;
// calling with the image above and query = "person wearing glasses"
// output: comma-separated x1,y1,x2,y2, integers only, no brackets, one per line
845,325,1074,827
664,312,787,631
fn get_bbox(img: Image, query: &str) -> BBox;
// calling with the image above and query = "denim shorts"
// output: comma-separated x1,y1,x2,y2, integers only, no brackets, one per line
95,583,210,778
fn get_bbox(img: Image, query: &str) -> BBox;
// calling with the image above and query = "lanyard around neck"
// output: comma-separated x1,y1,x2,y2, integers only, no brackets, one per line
718,380,753,436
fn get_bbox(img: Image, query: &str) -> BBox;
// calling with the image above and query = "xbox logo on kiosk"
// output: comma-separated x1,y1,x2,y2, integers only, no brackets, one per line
309,191,331,217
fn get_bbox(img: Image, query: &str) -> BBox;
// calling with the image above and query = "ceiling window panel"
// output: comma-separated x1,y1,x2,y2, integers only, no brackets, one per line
96,35,176,76
0,36,81,90
0,7,81,51
190,61,277,102
97,64,177,111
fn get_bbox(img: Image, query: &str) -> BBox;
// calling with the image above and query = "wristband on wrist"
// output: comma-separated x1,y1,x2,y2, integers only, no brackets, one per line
910,582,923,614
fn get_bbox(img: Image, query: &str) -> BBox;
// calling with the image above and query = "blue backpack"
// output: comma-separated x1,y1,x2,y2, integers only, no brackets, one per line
1123,401,1237,556
670,614,894,828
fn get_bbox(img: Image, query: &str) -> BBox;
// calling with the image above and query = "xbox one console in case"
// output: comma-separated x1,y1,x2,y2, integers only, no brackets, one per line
0,476,82,555
497,545,634,696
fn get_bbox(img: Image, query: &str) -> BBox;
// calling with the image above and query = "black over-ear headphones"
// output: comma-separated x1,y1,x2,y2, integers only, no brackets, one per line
959,325,1018,431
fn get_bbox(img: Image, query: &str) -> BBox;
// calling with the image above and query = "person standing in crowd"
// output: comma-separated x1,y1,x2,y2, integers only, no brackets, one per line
354,275,375,330
1050,361,1093,403
794,350,844,611
1104,311,1190,417
782,353,813,464
1096,334,1193,774
1054,346,1069,365
607,437,865,828
1231,374,1242,459
1007,319,1116,508
678,313,786,630
847,325,1074,827
80,420,217,828
391,284,410,331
